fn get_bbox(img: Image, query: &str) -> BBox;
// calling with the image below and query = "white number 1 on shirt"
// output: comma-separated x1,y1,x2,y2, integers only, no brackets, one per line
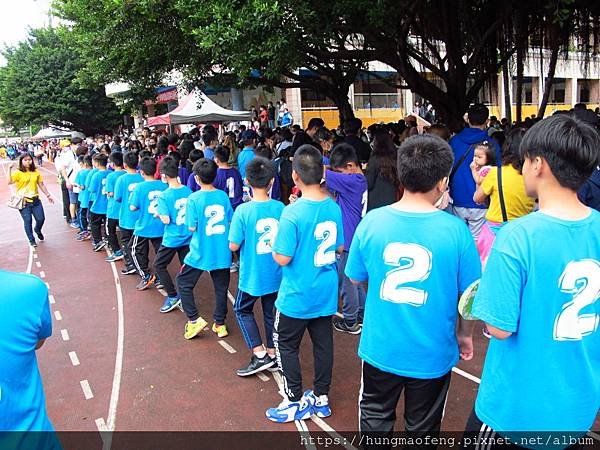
205,204,226,236
553,259,600,341
314,221,337,267
380,243,432,306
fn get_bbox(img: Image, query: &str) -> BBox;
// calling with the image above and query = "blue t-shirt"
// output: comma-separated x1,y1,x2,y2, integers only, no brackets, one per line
473,210,600,438
449,128,499,209
273,197,344,319
130,179,167,238
345,207,480,378
80,168,98,208
75,168,91,207
114,172,144,230
105,170,126,220
157,185,193,248
229,199,285,296
214,167,243,209
203,147,215,161
184,189,233,271
89,169,110,214
237,147,255,180
0,271,53,431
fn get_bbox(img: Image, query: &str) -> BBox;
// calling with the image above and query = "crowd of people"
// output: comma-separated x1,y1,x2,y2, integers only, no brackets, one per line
4,102,600,447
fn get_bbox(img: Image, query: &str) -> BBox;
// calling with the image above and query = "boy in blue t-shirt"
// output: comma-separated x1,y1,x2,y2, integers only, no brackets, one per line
73,155,92,240
104,152,126,262
113,152,143,275
88,153,111,252
176,158,233,340
324,143,368,334
266,145,344,424
213,145,243,210
153,157,192,313
130,157,167,290
468,114,600,446
229,157,284,377
345,134,480,440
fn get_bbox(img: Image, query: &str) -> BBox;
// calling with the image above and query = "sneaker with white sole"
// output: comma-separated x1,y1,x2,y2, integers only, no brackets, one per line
265,397,312,423
92,240,106,252
160,296,182,313
303,389,331,418
105,250,124,262
236,354,274,377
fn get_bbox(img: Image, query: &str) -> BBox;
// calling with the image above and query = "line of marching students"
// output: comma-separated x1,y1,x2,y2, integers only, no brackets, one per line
71,116,599,448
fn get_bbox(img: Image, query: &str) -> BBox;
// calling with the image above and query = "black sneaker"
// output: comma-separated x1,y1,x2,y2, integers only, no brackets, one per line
36,232,44,242
154,279,164,290
29,240,37,248
93,240,106,252
236,354,274,377
333,316,362,335
267,355,280,372
121,265,137,275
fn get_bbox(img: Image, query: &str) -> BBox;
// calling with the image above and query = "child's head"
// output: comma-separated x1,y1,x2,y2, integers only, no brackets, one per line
93,153,108,168
292,144,323,186
189,149,204,164
254,144,273,160
168,150,182,166
329,143,359,173
109,151,123,169
77,155,85,166
246,157,275,190
520,114,600,196
193,158,218,185
214,145,230,164
473,141,496,167
201,132,218,148
123,151,139,170
397,135,454,194
139,156,157,176
159,156,179,180
83,155,93,168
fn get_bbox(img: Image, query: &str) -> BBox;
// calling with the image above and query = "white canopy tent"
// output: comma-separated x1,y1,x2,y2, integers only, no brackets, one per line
168,90,251,125
32,127,72,140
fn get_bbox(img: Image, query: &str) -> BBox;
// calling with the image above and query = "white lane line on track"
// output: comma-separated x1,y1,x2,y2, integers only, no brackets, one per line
33,253,38,259
256,372,270,382
310,416,357,450
105,250,126,434
452,367,481,384
80,380,94,399
218,340,237,354
26,247,33,274
39,270,46,278
35,261,41,268
157,288,168,297
227,290,235,305
61,329,70,341
69,351,80,366
49,294,55,304
54,310,62,321
95,418,108,432
45,282,50,289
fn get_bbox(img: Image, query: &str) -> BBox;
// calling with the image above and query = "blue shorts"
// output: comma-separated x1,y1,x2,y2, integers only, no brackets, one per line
68,189,78,205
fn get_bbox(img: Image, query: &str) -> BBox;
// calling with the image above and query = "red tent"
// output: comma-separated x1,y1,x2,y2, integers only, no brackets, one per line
147,93,192,127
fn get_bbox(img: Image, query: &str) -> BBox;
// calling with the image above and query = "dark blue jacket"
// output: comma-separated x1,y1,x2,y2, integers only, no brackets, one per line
578,168,600,211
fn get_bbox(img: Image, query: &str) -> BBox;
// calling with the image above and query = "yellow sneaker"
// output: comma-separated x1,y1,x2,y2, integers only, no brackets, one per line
184,317,208,340
212,323,229,338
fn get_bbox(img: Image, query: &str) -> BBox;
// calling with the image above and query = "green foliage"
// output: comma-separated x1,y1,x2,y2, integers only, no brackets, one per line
0,27,121,134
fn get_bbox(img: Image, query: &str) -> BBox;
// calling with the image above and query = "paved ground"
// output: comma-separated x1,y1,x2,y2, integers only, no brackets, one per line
0,158,597,450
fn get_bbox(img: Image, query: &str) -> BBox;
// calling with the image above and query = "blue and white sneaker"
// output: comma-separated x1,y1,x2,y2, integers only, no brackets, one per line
265,397,312,423
105,250,124,263
160,296,182,313
303,390,331,418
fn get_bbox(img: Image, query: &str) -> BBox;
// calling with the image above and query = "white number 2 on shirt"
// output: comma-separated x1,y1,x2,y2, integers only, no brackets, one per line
205,204,225,236
174,198,187,226
147,191,162,215
256,218,278,254
380,243,432,306
553,259,600,341
314,221,337,267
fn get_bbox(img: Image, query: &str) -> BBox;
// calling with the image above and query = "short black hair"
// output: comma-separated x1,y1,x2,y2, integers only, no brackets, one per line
167,133,179,146
159,156,179,178
214,145,230,163
189,149,204,163
329,143,359,169
93,153,109,167
520,114,600,190
467,103,489,126
254,144,273,160
343,118,363,135
193,158,218,184
397,135,454,193
83,155,93,167
202,132,217,147
314,127,333,143
292,144,323,185
123,151,139,169
307,117,325,130
109,151,123,167
139,150,152,159
139,156,157,176
246,157,275,189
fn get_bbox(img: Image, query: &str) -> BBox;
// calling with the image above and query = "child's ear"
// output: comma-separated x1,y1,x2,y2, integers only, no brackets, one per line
291,170,299,184
194,175,201,185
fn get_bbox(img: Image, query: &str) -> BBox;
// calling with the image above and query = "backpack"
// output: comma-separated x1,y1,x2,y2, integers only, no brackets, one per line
274,155,293,188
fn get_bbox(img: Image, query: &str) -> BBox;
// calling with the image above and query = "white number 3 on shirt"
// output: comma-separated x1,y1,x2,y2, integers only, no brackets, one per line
380,243,432,306
553,259,600,341
314,221,337,267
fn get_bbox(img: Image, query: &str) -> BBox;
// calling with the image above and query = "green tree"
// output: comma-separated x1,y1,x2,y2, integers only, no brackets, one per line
0,28,121,135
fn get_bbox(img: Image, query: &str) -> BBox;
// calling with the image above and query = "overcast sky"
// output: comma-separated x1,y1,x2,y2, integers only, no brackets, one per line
0,0,52,64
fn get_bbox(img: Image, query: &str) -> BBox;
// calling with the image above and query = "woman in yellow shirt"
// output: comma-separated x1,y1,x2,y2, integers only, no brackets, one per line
473,128,535,267
8,153,54,247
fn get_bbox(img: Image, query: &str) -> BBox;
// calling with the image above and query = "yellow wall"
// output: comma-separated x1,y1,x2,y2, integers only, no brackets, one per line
302,107,406,129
